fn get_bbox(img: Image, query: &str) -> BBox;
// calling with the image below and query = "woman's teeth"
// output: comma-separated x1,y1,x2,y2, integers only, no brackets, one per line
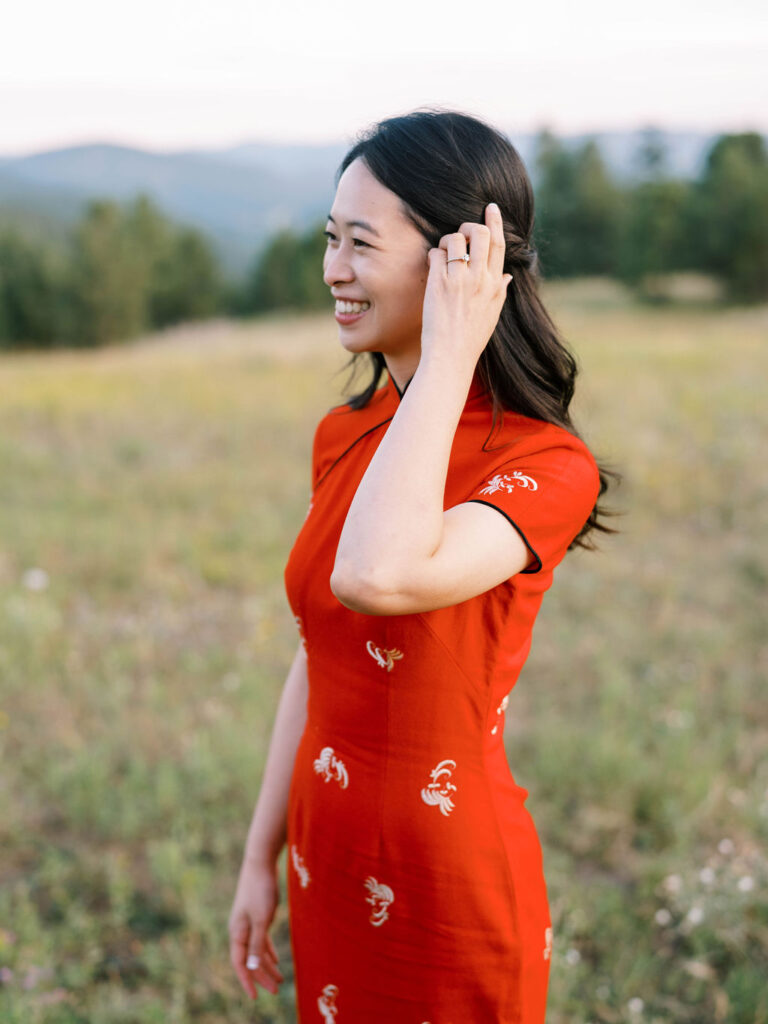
336,300,371,314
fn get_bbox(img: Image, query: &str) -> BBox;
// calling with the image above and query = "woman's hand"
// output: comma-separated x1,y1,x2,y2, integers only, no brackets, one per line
228,857,285,1001
420,202,512,369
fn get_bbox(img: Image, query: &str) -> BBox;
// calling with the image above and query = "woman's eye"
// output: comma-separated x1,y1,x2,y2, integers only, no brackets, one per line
323,231,368,248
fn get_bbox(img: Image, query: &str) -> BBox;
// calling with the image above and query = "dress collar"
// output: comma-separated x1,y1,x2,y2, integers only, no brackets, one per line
384,364,487,408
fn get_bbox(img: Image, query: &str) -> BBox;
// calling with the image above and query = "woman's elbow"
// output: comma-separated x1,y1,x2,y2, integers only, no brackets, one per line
329,563,399,616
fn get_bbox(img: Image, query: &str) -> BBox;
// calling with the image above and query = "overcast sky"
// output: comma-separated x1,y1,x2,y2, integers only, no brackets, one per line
2,0,766,155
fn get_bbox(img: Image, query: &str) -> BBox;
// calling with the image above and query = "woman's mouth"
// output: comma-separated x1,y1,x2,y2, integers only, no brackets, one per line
335,299,371,324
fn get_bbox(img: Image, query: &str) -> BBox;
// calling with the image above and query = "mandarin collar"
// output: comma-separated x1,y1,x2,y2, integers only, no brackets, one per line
385,365,487,408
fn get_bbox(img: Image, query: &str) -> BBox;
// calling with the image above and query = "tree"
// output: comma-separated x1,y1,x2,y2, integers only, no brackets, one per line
634,126,668,181
69,200,149,345
240,223,330,314
0,231,66,347
687,133,768,301
533,131,622,278
616,180,691,286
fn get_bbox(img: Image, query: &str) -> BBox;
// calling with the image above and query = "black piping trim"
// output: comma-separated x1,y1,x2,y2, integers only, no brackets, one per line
466,499,543,574
314,416,394,489
390,374,415,400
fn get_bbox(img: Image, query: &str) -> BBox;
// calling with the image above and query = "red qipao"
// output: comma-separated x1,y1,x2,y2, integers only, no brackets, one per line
283,367,600,1023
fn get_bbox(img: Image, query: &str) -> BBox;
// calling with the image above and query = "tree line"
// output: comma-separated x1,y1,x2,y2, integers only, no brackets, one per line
0,196,223,348
1,131,766,348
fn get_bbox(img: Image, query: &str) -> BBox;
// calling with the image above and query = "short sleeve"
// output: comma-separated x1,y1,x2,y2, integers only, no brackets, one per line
464,443,601,574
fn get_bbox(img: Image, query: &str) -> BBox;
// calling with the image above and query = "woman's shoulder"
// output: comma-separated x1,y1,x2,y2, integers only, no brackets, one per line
457,403,598,468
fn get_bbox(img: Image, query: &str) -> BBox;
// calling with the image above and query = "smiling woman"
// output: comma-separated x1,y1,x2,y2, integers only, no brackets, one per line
228,107,622,1023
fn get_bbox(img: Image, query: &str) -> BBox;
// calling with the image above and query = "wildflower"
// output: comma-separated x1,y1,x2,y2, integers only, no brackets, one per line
22,568,49,591
699,867,715,885
564,948,581,965
718,837,734,855
663,873,682,893
628,996,645,1014
686,905,704,925
654,908,672,926
737,875,755,892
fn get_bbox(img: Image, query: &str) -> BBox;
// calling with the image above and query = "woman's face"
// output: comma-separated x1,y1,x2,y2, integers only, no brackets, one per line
323,157,430,360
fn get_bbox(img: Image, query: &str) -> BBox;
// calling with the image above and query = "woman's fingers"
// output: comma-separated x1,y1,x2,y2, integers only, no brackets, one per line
439,216,502,279
246,939,284,995
437,231,468,273
484,202,507,280
230,916,284,999
457,222,491,273
265,931,281,965
230,917,259,998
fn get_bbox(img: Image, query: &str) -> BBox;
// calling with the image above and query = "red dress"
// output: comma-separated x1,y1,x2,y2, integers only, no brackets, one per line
283,368,601,1024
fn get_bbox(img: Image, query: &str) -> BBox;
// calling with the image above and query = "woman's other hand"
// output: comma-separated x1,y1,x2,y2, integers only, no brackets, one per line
421,201,512,368
228,857,285,1000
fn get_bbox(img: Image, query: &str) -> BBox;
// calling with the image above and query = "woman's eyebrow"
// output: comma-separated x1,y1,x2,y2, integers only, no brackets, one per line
326,213,381,239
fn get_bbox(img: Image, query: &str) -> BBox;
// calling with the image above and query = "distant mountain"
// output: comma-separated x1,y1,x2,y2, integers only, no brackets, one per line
0,129,757,278
0,143,335,275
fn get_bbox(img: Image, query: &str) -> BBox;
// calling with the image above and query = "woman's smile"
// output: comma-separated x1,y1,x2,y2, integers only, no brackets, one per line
335,300,371,325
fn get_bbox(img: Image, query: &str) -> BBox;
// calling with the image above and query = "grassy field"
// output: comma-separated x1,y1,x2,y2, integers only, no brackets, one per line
0,279,766,1023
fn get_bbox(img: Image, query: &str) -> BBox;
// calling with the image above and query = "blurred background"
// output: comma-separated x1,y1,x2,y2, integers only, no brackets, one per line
1,1,766,1022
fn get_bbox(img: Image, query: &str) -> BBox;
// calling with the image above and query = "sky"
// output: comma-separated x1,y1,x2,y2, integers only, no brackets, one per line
2,0,767,155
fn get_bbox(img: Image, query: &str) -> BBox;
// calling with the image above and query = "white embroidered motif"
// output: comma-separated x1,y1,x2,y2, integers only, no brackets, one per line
317,983,339,1020
291,844,310,888
364,876,394,926
543,925,553,960
313,746,349,789
421,759,457,816
490,693,510,735
295,615,308,653
479,470,538,494
366,640,404,672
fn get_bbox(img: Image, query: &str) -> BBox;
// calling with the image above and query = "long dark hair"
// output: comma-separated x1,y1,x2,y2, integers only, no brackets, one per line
332,106,621,553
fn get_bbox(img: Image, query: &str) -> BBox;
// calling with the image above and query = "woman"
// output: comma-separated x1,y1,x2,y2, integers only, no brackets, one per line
229,108,619,1023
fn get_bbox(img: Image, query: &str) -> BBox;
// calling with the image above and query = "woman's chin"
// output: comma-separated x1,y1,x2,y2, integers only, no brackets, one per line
337,332,377,354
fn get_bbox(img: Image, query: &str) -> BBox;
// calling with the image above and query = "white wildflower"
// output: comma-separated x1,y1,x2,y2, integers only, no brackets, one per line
565,948,581,965
686,905,704,925
663,873,682,893
737,875,755,892
628,996,645,1014
718,837,734,855
654,908,672,926
699,867,715,885
22,568,49,591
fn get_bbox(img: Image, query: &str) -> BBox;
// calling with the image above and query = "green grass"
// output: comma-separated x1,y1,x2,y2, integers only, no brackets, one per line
0,283,766,1022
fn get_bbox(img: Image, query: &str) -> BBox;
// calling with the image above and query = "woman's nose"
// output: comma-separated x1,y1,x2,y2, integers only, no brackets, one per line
323,248,354,287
